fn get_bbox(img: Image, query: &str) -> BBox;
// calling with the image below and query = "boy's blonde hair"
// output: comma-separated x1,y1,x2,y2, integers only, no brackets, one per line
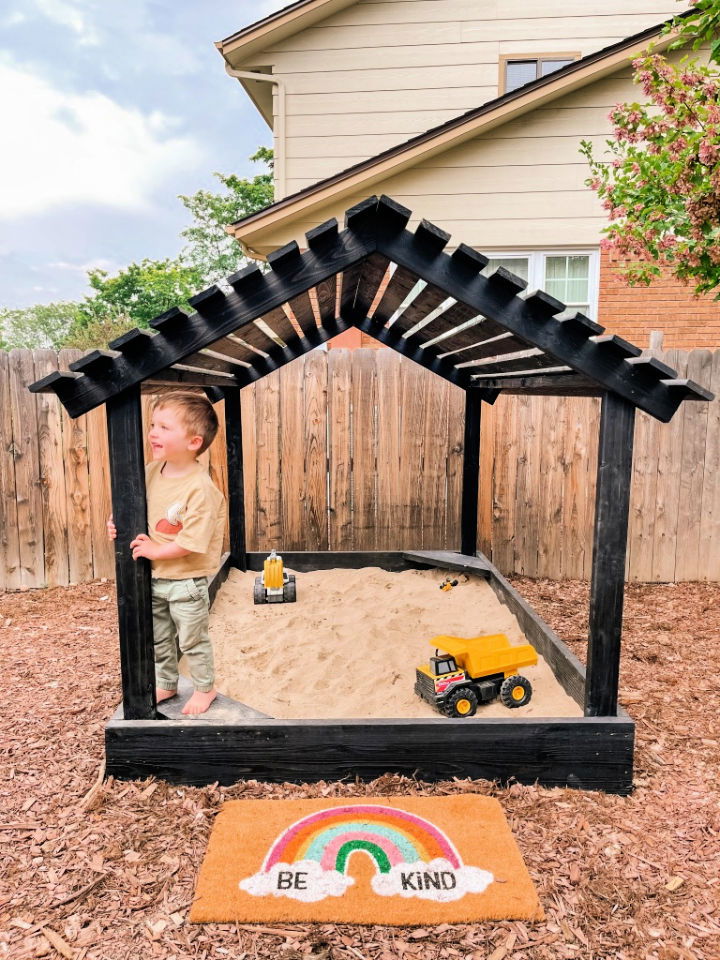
151,391,219,454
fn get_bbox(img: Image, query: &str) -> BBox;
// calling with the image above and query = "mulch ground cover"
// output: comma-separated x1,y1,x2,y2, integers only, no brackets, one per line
1,577,718,960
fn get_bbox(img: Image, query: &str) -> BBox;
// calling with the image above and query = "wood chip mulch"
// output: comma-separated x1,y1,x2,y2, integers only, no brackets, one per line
1,577,718,960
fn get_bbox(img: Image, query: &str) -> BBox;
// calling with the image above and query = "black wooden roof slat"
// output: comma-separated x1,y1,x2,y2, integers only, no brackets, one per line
415,302,481,350
286,290,319,337
179,351,248,377
465,352,566,376
314,276,338,325
370,264,420,326
257,305,299,345
388,283,449,338
224,322,274,355
451,333,533,366
352,252,393,319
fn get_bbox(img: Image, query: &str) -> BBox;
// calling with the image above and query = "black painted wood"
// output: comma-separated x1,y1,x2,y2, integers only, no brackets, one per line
374,228,696,421
461,390,481,556
208,552,233,607
256,305,299,346
478,550,587,707
146,369,238,388
105,714,634,793
402,550,491,578
466,374,600,395
371,264,419,325
585,393,635,717
245,551,427,572
222,387,247,571
388,282,448,337
32,228,375,416
351,252,392,319
106,385,156,720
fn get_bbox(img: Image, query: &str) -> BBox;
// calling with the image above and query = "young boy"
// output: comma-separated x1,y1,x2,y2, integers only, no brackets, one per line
108,391,226,716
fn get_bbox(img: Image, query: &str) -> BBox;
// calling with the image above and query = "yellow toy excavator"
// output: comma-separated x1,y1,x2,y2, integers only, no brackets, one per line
415,634,538,717
253,549,297,604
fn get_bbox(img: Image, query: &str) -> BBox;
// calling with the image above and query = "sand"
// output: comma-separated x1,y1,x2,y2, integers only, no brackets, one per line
208,566,582,720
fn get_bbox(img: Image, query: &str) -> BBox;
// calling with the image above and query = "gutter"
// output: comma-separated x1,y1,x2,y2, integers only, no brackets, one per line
224,65,287,210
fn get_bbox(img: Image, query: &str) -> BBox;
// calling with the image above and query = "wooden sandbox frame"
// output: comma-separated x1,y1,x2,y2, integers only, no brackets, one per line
29,196,712,795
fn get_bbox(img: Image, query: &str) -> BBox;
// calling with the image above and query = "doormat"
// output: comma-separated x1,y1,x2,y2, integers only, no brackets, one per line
190,795,543,925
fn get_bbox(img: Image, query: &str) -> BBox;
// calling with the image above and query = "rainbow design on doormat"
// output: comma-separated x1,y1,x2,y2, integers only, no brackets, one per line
239,804,494,904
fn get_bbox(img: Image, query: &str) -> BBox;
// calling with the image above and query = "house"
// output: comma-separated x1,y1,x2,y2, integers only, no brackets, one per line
216,0,720,350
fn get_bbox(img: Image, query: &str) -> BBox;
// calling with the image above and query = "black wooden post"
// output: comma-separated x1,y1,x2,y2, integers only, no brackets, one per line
106,385,156,720
222,387,247,571
460,388,482,557
585,392,635,717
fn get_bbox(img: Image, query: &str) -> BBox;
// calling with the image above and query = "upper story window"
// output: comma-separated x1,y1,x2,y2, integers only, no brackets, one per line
501,55,578,95
484,251,599,319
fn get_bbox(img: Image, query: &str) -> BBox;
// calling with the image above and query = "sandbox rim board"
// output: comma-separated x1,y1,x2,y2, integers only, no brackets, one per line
105,550,634,793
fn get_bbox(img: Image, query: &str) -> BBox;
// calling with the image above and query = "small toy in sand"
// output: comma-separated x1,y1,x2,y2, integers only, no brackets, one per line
439,577,459,591
254,549,297,604
415,634,538,717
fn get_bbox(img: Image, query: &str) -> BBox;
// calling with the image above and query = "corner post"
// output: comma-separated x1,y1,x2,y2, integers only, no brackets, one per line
222,386,247,571
105,385,156,720
461,388,482,557
585,392,635,717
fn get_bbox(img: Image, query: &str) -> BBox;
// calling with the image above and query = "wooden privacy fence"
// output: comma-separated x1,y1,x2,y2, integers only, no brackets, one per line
0,346,718,590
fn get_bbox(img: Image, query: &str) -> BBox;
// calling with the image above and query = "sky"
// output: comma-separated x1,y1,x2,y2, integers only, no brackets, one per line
0,0,288,309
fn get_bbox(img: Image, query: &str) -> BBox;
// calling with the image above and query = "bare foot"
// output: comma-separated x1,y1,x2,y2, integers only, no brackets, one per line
156,688,177,703
182,689,217,716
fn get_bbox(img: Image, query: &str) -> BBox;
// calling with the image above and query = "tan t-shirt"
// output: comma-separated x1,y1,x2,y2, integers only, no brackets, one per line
145,460,226,579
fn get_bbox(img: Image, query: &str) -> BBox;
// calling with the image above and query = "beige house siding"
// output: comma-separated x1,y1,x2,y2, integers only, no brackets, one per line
241,64,643,255
236,0,686,193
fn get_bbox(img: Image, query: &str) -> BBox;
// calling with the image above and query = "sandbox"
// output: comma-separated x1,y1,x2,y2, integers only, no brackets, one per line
209,567,581,720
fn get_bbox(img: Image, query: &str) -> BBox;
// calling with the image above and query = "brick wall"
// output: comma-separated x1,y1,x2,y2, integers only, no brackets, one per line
598,249,720,349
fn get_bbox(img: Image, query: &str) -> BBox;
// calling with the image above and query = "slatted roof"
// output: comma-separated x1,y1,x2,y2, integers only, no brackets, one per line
29,195,713,422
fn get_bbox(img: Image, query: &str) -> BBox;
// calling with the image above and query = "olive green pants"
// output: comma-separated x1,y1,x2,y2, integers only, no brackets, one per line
151,577,215,693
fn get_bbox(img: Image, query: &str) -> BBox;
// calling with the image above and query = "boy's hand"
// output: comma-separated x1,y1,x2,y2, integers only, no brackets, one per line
130,534,160,561
107,516,117,541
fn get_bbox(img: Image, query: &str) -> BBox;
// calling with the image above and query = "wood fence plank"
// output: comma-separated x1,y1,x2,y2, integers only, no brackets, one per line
328,349,353,550
375,350,402,550
490,396,516,574
699,351,720,582
241,383,258,552
421,373,448,549
33,350,69,587
279,359,306,550
561,397,589,580
581,398,601,581
627,406,659,583
399,358,425,548
86,400,114,581
512,394,535,576
446,381,465,550
675,350,712,581
254,370,282,550
208,397,229,554
303,350,329,550
58,349,93,583
0,351,21,589
651,350,686,582
351,348,377,550
9,349,44,586
541,395,568,580
477,390,495,559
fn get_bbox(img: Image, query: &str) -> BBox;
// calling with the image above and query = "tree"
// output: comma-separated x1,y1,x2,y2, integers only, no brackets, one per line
179,147,274,282
0,301,85,350
582,1,720,296
2,147,274,349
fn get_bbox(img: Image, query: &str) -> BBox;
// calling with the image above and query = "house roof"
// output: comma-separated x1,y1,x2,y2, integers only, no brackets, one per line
227,13,688,252
29,197,712,422
216,0,358,65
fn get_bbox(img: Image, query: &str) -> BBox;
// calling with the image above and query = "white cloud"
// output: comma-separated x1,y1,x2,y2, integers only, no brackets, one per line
240,861,355,903
371,860,495,902
33,0,100,45
0,59,204,220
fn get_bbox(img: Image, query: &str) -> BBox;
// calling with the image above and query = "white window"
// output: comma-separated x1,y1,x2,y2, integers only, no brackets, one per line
503,56,577,94
484,251,599,319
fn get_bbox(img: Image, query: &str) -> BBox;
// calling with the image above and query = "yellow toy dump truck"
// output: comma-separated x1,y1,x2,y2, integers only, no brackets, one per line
415,634,538,717
253,549,296,604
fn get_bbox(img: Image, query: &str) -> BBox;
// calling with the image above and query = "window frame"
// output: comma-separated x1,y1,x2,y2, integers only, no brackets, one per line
482,249,600,319
499,52,580,95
